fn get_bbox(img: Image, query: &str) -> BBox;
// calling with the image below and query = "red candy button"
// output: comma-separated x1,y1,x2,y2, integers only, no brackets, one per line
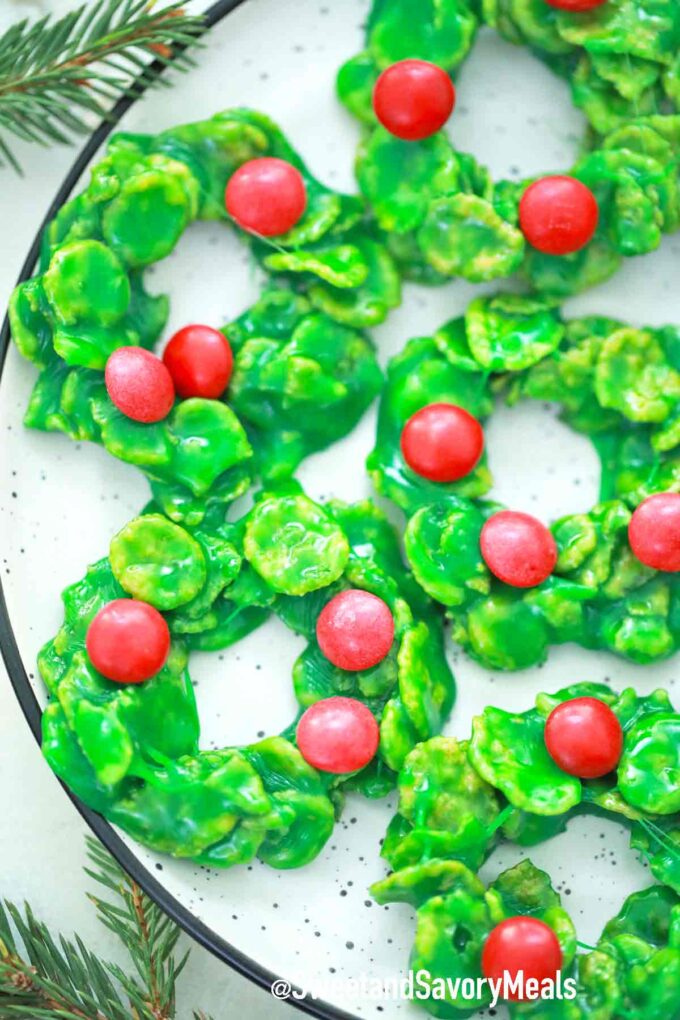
482,917,563,1000
481,510,557,588
628,493,680,572
163,324,234,399
373,59,456,141
401,403,484,483
545,697,623,778
105,347,175,423
296,696,380,774
519,175,599,255
225,157,307,237
316,590,394,672
86,599,170,684
545,0,606,9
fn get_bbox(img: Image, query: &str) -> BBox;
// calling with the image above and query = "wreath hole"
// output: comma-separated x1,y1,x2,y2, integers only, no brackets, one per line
485,398,601,521
146,219,264,343
449,29,585,181
191,615,304,750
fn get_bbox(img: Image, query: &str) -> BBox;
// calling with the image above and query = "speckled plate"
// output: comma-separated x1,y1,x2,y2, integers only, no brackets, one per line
1,1,679,1017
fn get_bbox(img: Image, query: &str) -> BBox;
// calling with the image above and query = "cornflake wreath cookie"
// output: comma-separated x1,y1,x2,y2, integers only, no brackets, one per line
40,485,455,864
369,293,680,670
370,682,680,1017
338,0,680,295
372,858,680,1019
9,110,395,523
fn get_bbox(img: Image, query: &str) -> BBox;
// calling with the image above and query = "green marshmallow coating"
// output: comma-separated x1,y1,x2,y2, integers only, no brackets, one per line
374,676,680,1019
44,240,130,331
109,514,207,610
619,713,680,815
244,494,350,596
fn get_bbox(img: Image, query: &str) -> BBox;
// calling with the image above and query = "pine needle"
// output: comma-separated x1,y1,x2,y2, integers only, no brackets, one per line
0,0,205,171
0,835,211,1019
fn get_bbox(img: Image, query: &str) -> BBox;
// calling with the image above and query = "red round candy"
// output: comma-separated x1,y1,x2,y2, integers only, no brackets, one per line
401,403,484,483
86,599,170,685
481,511,557,588
545,0,606,9
519,175,599,255
316,590,395,672
373,59,456,141
105,347,175,423
163,324,233,399
296,696,380,774
482,917,563,1001
628,493,680,572
225,157,306,237
545,697,623,778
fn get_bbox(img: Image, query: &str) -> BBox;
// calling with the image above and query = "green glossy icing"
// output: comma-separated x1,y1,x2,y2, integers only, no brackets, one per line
471,706,582,816
224,289,383,480
244,492,350,596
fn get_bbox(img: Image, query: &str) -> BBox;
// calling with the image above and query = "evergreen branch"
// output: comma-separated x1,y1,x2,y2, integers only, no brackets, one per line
85,836,184,1020
0,0,205,170
0,836,213,1019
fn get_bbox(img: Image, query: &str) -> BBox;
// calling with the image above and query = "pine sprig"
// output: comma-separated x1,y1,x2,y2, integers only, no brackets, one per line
84,836,187,1020
0,0,205,171
0,835,215,1019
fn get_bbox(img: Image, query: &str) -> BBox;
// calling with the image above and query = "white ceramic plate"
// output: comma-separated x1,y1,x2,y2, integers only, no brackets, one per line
1,1,679,1017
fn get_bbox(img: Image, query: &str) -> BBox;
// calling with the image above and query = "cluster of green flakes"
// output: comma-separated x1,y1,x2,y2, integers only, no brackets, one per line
41,486,453,865
339,0,680,296
7,5,680,1011
9,109,395,523
370,681,680,1018
370,292,680,670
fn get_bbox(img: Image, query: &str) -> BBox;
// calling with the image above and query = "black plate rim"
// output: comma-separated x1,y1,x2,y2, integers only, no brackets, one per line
0,4,358,1017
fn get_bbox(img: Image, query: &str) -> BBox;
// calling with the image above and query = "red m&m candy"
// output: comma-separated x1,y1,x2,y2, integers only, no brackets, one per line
373,59,455,141
401,403,484,483
519,175,599,255
296,696,380,774
545,697,623,779
482,917,563,1000
628,493,680,572
481,510,557,588
545,0,606,9
86,599,170,684
225,157,307,237
163,324,233,399
105,347,175,423
316,590,394,672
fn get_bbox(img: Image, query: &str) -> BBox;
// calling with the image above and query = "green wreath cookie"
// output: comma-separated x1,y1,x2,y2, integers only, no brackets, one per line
371,681,680,1017
372,857,680,1019
41,486,455,865
368,293,680,669
9,109,396,523
379,682,680,893
338,0,680,295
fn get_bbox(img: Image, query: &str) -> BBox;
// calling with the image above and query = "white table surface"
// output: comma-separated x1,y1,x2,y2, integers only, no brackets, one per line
0,1,293,1016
